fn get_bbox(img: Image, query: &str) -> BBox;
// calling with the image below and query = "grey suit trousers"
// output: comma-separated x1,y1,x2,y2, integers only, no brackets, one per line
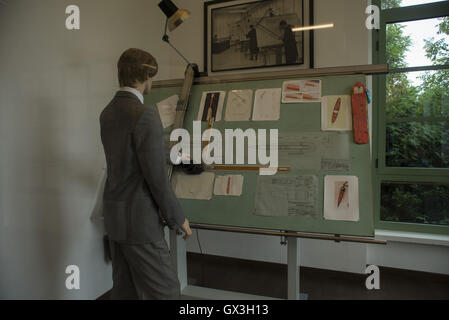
109,239,181,300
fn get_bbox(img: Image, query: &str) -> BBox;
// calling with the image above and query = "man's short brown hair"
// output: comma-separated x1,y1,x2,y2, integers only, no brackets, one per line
117,48,158,87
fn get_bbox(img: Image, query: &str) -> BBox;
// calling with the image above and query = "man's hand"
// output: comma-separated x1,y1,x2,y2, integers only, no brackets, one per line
180,218,192,240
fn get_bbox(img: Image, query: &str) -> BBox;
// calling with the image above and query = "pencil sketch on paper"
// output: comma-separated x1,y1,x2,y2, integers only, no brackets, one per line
252,88,282,121
224,89,253,122
321,158,351,171
254,174,318,218
276,132,350,171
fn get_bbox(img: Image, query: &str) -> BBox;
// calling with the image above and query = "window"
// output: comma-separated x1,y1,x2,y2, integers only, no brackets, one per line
373,0,449,234
382,0,447,10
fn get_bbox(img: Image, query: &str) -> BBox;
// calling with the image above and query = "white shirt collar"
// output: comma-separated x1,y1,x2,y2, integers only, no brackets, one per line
119,87,144,104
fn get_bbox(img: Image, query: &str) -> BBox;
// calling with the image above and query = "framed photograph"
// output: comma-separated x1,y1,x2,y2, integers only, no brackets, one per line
204,0,314,74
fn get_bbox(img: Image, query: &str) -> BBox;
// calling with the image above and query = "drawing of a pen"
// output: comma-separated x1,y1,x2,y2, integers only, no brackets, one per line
305,81,318,87
286,84,300,91
285,93,315,100
331,97,342,124
337,181,348,208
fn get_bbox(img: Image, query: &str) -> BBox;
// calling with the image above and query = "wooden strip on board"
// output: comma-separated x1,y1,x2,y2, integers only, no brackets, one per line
153,64,389,88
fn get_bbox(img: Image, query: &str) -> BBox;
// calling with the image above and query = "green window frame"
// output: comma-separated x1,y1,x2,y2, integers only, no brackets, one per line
372,0,449,235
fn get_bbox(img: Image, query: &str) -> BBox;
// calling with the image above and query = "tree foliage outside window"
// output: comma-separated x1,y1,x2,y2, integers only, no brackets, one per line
381,183,449,226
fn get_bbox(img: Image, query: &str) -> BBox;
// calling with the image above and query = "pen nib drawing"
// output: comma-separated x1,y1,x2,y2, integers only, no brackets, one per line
337,181,348,208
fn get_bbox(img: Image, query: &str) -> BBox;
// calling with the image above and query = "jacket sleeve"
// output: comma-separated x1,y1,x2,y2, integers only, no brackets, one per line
133,107,186,230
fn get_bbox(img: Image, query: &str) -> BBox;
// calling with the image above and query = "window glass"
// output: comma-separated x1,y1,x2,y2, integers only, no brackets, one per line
381,182,449,226
386,121,449,168
382,0,447,10
386,17,449,69
386,70,449,119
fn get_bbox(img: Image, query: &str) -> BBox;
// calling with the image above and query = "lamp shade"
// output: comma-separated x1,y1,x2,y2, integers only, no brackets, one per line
158,0,190,32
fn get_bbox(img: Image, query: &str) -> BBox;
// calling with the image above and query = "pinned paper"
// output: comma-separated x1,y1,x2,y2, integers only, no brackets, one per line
282,79,321,103
321,95,352,131
224,90,253,122
172,171,215,200
197,91,226,122
213,175,244,196
156,95,179,128
252,88,282,121
324,175,359,222
254,175,318,218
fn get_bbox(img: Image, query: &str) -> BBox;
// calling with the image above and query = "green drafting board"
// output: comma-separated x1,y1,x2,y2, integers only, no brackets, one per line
145,74,374,237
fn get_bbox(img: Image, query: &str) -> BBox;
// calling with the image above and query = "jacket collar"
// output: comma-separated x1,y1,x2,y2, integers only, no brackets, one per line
115,88,144,104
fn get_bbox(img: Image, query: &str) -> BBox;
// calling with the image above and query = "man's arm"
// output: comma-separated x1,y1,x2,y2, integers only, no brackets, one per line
133,107,186,230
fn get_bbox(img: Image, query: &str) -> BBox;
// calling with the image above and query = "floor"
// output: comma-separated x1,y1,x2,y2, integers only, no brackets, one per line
98,252,449,300
186,253,449,300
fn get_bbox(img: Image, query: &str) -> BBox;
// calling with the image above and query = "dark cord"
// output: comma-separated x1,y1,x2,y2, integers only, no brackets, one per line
162,17,191,65
196,229,203,255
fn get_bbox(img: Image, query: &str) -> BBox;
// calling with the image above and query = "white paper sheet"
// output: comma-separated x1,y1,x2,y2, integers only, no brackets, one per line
254,175,318,218
213,175,244,196
324,175,359,222
224,89,253,122
282,79,322,103
197,91,226,122
156,95,179,129
321,95,353,131
172,171,215,200
252,88,282,121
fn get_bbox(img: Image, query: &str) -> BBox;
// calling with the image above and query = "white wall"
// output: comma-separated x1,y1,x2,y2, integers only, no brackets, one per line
0,0,203,299
0,0,447,300
368,241,449,275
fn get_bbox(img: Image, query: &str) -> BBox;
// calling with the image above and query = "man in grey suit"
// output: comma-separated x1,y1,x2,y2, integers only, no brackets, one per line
100,48,192,300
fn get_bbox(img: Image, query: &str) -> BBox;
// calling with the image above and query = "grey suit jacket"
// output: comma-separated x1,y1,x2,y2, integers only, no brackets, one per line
100,91,185,244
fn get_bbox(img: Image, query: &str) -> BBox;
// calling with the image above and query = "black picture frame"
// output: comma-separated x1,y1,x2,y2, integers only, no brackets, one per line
204,0,314,74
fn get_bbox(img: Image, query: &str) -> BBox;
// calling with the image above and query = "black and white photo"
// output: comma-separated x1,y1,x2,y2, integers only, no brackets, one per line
205,0,313,73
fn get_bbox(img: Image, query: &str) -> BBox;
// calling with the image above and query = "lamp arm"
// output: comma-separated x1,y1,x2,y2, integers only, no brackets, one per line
163,37,191,65
161,17,199,77
162,17,191,66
